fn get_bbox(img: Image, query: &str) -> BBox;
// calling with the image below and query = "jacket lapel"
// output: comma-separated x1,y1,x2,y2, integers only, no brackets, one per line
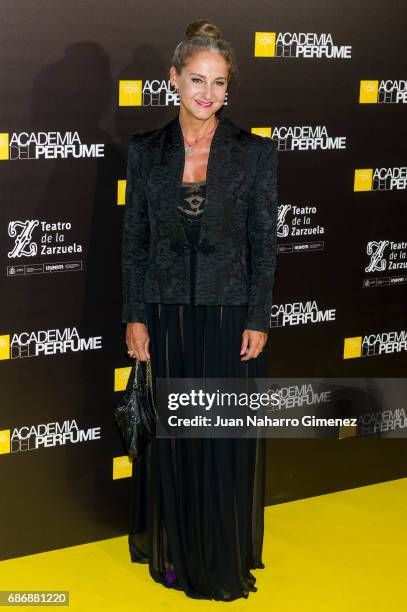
157,112,234,250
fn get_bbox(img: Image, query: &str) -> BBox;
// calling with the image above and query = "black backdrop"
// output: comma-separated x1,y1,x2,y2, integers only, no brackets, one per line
1,0,406,560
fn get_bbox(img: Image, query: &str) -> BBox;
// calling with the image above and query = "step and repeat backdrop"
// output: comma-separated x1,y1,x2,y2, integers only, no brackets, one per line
1,1,406,560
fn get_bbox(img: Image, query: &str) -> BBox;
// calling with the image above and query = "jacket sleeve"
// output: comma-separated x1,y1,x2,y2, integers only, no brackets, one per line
245,137,278,333
121,133,150,324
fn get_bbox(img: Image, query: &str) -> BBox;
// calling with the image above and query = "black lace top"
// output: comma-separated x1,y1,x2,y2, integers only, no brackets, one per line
178,181,207,225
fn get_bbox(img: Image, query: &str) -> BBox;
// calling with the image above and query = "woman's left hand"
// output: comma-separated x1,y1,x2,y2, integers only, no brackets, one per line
240,329,268,361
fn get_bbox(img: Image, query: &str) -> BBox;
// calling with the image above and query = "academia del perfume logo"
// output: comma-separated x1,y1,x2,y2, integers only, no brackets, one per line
0,419,101,454
0,131,105,160
270,300,336,328
0,326,103,360
254,31,352,59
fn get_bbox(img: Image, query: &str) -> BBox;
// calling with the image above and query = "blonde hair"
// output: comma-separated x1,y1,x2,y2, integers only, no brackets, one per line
171,19,239,87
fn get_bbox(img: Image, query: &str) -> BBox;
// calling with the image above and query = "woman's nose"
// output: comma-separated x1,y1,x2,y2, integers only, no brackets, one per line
201,84,213,100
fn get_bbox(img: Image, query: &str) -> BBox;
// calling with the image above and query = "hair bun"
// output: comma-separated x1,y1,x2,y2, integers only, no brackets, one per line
184,19,222,41
172,19,238,88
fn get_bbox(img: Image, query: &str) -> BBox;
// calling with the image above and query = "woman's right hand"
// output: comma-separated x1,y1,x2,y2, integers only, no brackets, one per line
126,323,150,361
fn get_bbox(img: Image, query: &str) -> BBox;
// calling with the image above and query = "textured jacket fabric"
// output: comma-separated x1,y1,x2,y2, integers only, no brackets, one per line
121,112,278,333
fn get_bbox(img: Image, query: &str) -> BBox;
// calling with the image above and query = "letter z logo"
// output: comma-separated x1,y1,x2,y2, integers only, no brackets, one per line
365,240,388,272
8,220,39,257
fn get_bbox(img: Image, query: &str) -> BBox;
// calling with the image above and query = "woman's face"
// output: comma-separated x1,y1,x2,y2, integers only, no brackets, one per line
170,50,229,121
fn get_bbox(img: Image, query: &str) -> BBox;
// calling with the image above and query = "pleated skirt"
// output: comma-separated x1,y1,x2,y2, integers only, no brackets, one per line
128,229,269,601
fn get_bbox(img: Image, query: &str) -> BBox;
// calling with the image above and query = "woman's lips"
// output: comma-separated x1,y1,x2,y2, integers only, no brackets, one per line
195,100,213,108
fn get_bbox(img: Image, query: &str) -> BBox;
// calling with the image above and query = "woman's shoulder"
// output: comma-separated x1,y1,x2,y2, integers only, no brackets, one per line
128,126,161,149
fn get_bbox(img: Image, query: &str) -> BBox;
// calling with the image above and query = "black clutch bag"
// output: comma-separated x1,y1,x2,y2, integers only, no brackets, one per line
114,358,157,460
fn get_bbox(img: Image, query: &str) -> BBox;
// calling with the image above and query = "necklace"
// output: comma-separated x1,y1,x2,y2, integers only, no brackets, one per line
183,116,219,154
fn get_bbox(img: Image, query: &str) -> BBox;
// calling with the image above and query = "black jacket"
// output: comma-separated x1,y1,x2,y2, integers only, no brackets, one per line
121,112,278,333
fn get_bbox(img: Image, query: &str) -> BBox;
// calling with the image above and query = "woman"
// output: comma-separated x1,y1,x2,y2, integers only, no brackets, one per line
122,19,278,601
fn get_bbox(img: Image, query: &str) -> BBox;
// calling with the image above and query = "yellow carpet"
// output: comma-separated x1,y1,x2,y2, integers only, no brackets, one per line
1,477,406,611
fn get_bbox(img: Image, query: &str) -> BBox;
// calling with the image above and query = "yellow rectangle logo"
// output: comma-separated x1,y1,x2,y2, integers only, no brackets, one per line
251,127,272,138
119,80,142,106
0,335,10,360
113,455,132,479
0,133,9,160
0,430,11,454
114,366,131,391
359,80,379,104
117,179,126,205
354,169,373,191
254,32,276,57
343,336,362,359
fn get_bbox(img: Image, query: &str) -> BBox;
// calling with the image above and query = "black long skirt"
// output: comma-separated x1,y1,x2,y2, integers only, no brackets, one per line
128,229,270,601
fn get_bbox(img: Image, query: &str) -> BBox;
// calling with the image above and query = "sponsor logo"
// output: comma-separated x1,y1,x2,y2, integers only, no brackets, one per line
354,167,407,191
270,300,336,328
0,419,101,454
0,131,104,160
254,32,352,59
252,125,346,150
0,327,102,360
359,80,407,104
344,329,407,359
7,219,84,276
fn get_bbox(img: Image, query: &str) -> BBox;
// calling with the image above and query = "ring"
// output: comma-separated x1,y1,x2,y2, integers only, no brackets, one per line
127,349,136,357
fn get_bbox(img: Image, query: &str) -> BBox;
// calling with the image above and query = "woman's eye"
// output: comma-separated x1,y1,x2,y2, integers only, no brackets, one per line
191,78,226,86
